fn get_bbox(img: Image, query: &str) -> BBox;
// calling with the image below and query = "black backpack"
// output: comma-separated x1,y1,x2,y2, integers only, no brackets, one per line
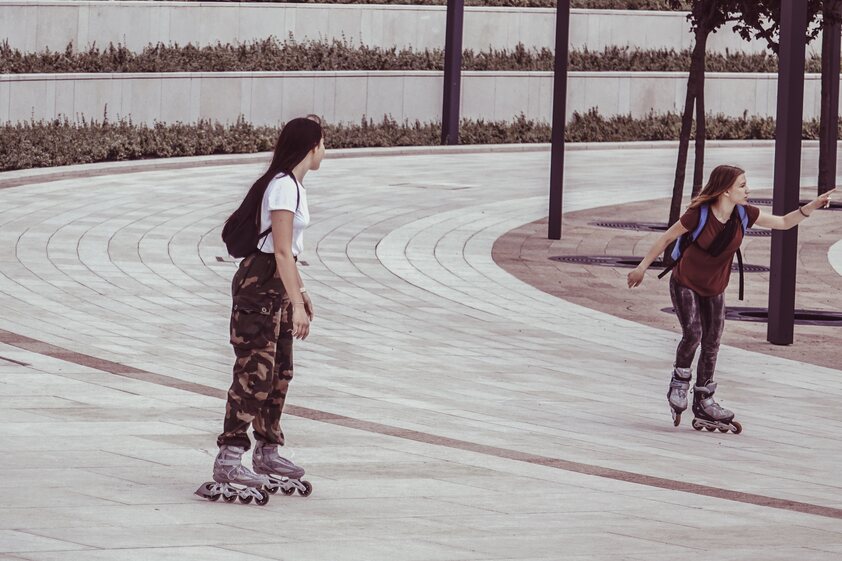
222,174,300,258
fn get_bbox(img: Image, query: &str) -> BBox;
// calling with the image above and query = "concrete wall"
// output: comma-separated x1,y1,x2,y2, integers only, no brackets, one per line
0,1,783,55
0,71,825,126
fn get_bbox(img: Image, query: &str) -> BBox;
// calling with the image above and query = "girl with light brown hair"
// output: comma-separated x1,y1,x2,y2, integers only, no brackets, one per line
627,165,834,433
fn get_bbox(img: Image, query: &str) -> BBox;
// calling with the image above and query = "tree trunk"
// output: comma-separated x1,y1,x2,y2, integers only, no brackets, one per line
692,29,709,198
818,4,841,196
668,33,706,228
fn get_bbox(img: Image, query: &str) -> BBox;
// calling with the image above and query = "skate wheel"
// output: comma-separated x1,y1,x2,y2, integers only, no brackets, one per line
223,494,237,503
208,493,220,502
672,412,681,427
705,426,715,432
731,420,742,435
282,487,295,496
691,419,703,431
266,486,278,495
239,494,253,504
256,490,270,506
298,480,313,497
718,427,728,433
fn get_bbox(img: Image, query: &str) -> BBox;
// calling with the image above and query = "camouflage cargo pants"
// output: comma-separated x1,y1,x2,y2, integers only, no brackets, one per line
216,252,294,451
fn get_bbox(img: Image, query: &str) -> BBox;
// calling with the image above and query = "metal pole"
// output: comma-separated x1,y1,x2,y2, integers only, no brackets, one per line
768,0,808,345
441,0,464,145
818,17,841,195
548,0,571,240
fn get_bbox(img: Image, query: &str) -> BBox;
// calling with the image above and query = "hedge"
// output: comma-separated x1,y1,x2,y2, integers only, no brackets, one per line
1,40,807,74
1,111,832,172
118,1,689,10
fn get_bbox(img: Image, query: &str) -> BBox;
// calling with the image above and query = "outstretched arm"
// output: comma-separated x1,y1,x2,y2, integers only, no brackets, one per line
754,189,835,230
627,220,689,288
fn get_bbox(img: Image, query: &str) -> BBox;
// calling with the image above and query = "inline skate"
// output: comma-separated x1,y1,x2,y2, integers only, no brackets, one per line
252,440,313,497
691,382,742,434
194,445,272,505
667,367,692,427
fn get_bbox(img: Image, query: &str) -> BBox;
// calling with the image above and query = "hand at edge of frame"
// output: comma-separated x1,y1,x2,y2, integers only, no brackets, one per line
291,306,310,340
302,292,315,321
627,267,645,289
809,188,836,212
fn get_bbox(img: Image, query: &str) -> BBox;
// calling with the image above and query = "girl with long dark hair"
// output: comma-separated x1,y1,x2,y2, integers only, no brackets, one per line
196,116,324,504
627,165,833,433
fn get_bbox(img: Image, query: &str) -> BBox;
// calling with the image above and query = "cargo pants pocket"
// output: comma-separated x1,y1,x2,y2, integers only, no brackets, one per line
229,293,280,350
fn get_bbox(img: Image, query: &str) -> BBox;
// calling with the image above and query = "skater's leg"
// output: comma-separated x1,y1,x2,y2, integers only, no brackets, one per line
667,367,692,424
691,297,739,433
217,256,283,450
251,296,312,496
217,343,278,449
696,292,725,387
253,295,294,447
669,277,702,369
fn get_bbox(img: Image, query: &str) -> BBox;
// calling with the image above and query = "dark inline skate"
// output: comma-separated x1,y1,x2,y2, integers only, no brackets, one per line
194,445,272,505
691,382,742,434
666,367,692,427
252,440,312,497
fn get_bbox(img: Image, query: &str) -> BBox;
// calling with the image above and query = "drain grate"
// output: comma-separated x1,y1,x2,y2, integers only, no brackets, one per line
749,197,842,211
661,306,842,326
749,198,774,206
389,182,473,190
590,221,771,237
550,255,769,272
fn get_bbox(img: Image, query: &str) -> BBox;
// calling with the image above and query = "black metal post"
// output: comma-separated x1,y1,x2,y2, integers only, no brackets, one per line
768,0,808,345
548,0,571,240
441,0,464,145
818,16,841,195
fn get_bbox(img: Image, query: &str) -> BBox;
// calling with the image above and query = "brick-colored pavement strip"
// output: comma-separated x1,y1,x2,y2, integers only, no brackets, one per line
493,190,842,370
1,145,842,560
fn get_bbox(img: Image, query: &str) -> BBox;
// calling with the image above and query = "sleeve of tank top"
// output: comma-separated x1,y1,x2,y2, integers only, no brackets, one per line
746,204,761,228
266,175,299,213
679,206,700,230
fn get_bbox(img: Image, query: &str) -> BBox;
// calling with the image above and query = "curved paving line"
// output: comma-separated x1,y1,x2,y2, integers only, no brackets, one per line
1,325,841,521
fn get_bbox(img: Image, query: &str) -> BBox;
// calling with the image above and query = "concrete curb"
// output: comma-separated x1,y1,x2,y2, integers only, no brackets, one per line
0,139,832,190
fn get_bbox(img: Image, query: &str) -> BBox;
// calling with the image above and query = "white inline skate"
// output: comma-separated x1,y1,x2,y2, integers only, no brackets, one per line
252,440,312,497
667,367,692,427
194,445,272,505
691,382,742,434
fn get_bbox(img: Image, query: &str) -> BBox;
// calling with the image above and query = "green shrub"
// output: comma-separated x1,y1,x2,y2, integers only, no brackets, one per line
3,39,803,74
115,0,690,9
1,111,832,172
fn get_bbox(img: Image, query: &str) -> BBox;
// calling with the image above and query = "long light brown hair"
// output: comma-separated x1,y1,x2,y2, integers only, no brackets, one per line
687,165,745,211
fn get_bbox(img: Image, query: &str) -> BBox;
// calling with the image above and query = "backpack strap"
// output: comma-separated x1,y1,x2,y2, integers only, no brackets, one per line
735,204,748,301
293,177,301,213
658,205,709,279
692,205,710,240
668,204,708,261
736,204,747,232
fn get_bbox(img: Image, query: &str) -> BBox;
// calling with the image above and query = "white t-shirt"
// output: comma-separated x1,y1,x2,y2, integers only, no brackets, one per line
257,173,310,257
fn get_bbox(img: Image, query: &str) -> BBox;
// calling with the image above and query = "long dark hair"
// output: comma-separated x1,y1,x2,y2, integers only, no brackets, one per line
228,116,323,228
688,164,744,211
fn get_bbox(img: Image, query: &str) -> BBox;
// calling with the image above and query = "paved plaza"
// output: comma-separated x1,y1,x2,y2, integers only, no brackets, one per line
0,143,841,560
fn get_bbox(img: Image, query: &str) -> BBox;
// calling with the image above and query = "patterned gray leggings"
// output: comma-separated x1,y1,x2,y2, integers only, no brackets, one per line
669,276,725,387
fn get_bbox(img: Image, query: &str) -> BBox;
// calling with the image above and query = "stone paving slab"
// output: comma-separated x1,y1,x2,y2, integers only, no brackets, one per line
0,144,841,560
